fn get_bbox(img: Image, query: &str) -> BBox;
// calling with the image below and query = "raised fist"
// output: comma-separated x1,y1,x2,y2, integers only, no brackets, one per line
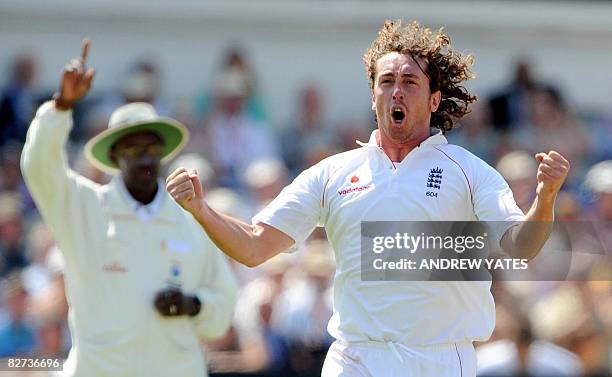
166,167,205,216
534,150,570,199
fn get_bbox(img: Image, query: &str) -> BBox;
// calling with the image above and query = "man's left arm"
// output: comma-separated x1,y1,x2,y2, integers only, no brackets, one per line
501,150,570,260
154,238,238,340
189,238,239,340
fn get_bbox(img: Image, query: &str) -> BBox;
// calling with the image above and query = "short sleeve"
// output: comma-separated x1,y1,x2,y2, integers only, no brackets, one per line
472,159,525,246
252,163,325,247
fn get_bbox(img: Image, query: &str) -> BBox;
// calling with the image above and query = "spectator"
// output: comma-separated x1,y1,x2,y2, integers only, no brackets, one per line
477,283,584,376
0,274,36,356
496,150,538,213
530,284,609,376
555,191,583,221
510,85,590,187
0,192,28,276
21,222,68,326
1,142,35,214
209,255,293,375
195,46,268,122
488,58,537,131
583,160,612,251
85,58,172,142
477,324,583,376
281,84,339,175
447,103,501,164
0,53,39,147
589,104,612,162
244,157,288,214
584,160,612,221
273,240,335,375
20,221,59,296
203,69,279,189
168,153,214,190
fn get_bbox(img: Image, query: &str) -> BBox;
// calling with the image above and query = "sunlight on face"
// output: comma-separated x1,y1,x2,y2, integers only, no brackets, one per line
372,52,440,145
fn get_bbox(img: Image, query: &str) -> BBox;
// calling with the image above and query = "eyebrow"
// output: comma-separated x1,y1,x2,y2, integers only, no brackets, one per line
378,72,420,80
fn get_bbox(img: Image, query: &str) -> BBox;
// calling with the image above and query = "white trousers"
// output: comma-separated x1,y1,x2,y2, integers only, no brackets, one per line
321,340,477,377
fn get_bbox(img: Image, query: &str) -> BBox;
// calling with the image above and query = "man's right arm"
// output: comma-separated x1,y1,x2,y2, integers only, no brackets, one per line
21,101,76,209
166,166,323,267
166,168,294,267
21,40,95,249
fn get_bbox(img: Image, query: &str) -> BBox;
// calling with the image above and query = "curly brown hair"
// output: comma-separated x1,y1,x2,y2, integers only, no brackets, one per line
363,20,477,132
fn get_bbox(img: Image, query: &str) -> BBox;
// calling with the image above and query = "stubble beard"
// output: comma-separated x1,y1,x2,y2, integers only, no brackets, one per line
379,114,413,145
386,124,412,144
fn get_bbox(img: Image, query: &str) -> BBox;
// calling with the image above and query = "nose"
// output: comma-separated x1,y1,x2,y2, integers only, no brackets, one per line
392,85,404,101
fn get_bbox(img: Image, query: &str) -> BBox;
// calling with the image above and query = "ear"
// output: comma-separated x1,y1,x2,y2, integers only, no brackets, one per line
371,92,376,112
429,90,441,112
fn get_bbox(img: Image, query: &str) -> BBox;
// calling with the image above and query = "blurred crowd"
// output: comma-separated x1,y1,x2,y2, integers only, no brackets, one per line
0,48,610,376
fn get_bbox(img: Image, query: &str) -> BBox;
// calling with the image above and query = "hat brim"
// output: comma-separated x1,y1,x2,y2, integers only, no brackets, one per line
84,118,189,174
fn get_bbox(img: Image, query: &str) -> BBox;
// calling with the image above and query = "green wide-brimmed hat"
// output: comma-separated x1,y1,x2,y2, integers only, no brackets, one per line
84,102,189,174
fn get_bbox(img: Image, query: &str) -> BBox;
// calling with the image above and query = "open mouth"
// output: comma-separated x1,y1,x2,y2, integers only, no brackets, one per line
138,167,155,178
391,107,406,124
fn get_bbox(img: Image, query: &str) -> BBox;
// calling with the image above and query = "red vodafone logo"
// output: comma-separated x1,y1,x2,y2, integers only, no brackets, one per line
339,174,371,196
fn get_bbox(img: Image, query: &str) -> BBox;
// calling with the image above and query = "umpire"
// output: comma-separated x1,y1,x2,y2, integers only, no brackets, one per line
21,40,238,377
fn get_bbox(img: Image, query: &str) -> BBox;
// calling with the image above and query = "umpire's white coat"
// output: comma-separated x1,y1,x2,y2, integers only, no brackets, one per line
21,102,238,377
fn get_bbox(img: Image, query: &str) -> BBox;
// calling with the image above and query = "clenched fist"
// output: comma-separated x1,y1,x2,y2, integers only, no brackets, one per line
54,39,96,111
534,150,570,199
166,167,204,215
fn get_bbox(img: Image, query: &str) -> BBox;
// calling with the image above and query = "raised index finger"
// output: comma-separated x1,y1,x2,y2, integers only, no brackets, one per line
80,38,91,64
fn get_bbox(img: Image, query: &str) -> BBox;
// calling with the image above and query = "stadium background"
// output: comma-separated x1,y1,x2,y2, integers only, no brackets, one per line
1,0,611,375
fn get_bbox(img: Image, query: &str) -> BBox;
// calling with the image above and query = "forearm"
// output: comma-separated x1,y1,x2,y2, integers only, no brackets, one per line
503,194,555,260
21,101,75,221
190,201,288,267
21,101,72,182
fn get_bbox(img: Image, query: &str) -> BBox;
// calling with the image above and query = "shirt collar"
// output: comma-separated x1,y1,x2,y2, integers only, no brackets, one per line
356,128,447,148
113,176,165,217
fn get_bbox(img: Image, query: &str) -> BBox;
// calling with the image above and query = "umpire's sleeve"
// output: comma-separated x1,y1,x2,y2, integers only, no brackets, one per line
21,101,100,261
190,236,239,340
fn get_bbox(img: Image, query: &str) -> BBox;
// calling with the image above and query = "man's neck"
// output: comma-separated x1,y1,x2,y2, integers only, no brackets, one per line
377,129,429,163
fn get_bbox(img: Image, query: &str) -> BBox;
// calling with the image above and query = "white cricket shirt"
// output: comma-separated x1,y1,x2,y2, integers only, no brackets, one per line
254,129,524,346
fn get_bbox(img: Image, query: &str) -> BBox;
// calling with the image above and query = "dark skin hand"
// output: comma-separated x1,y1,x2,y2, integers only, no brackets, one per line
154,289,201,317
54,39,95,111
